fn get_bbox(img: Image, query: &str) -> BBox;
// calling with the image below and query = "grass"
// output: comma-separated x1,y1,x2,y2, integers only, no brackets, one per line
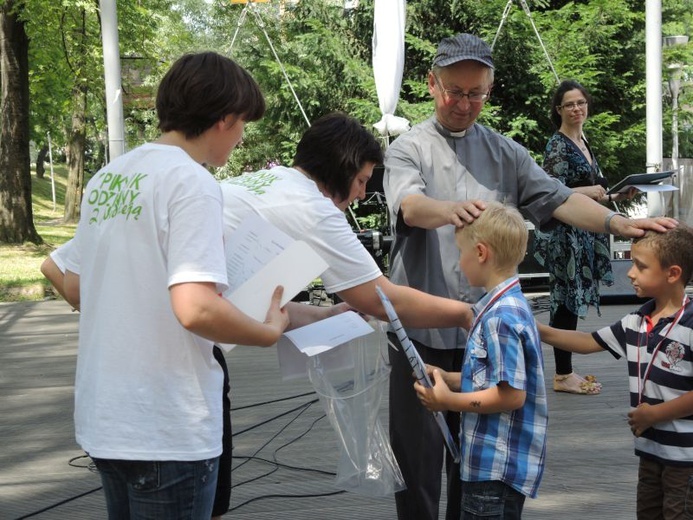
0,164,75,302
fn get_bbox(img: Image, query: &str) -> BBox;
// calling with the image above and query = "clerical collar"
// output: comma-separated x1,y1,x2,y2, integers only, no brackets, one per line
433,119,471,138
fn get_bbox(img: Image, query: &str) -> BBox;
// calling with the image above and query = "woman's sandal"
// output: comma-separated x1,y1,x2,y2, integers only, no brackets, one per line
553,372,602,395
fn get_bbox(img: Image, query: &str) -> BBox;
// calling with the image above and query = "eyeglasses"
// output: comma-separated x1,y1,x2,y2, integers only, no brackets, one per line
558,100,588,111
433,74,489,104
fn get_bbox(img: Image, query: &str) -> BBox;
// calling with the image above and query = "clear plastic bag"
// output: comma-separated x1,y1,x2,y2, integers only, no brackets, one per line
308,321,406,497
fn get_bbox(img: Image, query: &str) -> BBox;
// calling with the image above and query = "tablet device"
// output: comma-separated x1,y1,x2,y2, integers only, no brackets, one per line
607,171,675,195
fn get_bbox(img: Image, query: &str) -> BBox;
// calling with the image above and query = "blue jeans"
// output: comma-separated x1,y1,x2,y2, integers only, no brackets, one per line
93,457,219,520
461,480,526,519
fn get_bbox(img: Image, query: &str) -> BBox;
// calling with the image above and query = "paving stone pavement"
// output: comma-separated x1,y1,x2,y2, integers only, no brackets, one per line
1,294,666,519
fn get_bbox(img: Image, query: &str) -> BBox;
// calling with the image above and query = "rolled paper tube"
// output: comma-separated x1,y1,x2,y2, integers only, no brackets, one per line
376,286,461,463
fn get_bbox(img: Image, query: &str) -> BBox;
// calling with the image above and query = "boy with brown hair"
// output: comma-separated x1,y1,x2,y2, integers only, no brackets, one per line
415,201,547,518
538,225,693,519
60,52,289,519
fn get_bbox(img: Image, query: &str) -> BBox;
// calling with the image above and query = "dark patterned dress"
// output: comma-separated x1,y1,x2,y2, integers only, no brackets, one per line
534,132,613,320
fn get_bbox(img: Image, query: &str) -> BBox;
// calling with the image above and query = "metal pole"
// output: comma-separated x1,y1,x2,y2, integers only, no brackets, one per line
99,0,126,160
645,0,664,216
669,65,681,220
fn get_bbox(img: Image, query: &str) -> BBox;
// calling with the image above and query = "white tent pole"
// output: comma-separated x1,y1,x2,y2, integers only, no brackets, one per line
99,0,126,160
645,0,664,216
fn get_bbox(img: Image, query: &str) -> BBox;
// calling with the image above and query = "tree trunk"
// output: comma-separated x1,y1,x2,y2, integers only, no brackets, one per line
62,7,90,224
63,85,87,223
36,144,49,179
0,0,41,244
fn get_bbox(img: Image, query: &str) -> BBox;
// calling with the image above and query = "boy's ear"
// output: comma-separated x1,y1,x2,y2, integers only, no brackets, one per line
476,242,489,263
666,264,683,284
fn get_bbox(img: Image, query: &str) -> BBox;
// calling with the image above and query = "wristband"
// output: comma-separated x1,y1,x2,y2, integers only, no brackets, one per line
604,211,626,235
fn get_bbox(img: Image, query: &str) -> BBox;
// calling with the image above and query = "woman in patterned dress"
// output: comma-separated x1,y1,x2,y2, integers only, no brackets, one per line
535,80,632,394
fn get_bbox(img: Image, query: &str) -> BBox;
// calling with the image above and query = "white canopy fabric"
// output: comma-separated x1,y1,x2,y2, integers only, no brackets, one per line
372,0,410,137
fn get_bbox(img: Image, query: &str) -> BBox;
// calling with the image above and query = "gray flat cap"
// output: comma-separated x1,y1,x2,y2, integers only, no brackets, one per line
432,33,494,69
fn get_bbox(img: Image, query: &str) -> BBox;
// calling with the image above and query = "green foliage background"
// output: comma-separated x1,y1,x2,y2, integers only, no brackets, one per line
2,0,692,300
20,0,693,206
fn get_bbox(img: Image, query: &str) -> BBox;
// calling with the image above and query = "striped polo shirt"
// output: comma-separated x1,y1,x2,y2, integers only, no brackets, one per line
460,277,548,498
592,297,693,465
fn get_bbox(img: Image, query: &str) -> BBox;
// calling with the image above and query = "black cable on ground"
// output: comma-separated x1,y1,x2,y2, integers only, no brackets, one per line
14,486,103,520
230,390,316,412
229,490,346,512
15,392,321,519
229,397,353,512
232,397,319,437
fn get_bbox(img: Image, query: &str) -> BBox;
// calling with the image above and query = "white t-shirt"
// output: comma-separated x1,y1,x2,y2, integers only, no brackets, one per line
64,143,228,461
219,166,381,294
50,240,70,272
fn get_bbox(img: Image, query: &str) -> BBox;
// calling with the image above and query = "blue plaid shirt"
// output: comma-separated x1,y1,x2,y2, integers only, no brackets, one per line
460,277,548,498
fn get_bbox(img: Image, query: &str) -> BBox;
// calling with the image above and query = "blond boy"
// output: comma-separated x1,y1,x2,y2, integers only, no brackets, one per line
415,201,547,518
538,225,693,519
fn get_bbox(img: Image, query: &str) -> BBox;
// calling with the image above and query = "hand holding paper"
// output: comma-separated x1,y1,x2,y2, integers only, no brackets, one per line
219,215,329,351
263,285,291,341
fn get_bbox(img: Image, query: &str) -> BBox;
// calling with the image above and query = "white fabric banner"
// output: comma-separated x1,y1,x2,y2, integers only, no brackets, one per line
372,0,410,137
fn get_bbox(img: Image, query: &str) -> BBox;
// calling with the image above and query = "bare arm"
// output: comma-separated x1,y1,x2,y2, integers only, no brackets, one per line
536,321,604,354
603,186,640,205
284,301,351,330
414,369,526,414
399,194,486,229
337,275,472,330
169,282,289,346
572,185,639,205
572,184,606,202
41,257,67,300
63,270,81,310
552,192,678,237
628,392,693,437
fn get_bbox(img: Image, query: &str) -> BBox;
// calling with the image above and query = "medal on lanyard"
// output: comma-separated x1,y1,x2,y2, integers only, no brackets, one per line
636,294,690,404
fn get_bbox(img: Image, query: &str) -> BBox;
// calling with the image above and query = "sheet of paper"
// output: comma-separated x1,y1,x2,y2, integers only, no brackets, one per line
277,311,374,380
277,337,355,381
224,214,294,294
283,311,374,355
219,215,329,352
631,183,678,193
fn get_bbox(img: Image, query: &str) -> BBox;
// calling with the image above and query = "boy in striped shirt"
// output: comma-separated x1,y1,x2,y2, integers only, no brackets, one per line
415,201,547,519
538,225,693,518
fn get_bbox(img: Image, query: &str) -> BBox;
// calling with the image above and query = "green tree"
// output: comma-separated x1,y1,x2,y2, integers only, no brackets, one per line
22,0,174,224
395,0,673,195
662,0,693,158
205,0,381,176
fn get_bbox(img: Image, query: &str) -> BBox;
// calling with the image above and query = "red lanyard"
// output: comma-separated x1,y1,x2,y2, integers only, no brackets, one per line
636,295,690,404
468,278,520,339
